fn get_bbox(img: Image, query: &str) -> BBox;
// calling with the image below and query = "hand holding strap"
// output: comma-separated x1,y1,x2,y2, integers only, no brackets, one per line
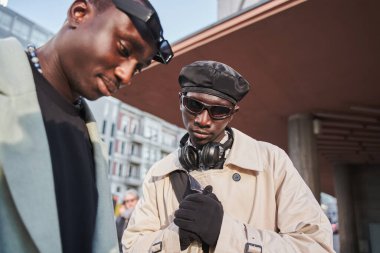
174,185,224,247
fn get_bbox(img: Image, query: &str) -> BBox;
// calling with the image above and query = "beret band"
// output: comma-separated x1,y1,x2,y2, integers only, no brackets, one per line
180,85,237,104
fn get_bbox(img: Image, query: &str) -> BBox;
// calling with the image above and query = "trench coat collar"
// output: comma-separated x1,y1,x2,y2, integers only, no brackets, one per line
151,128,264,178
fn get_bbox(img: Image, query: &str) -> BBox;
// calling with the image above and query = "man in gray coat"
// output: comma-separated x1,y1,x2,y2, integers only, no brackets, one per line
0,0,172,252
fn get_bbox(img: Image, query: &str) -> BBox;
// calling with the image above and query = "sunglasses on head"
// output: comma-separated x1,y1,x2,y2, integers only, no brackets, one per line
112,0,173,64
180,94,235,120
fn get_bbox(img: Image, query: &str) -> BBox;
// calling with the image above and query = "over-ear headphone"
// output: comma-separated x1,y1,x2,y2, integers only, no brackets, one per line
178,127,234,171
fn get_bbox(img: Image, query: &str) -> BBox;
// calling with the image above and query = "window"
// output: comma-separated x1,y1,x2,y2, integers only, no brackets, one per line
130,119,139,134
111,123,115,137
143,147,149,160
120,116,129,134
121,141,126,154
128,163,140,179
150,148,158,162
112,161,117,175
114,140,119,153
102,120,107,134
118,163,124,177
115,140,124,154
0,11,12,31
108,141,113,155
130,142,141,157
146,126,159,141
12,19,30,40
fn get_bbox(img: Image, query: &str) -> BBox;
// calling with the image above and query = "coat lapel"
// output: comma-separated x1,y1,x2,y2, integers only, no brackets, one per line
83,102,118,253
0,38,62,252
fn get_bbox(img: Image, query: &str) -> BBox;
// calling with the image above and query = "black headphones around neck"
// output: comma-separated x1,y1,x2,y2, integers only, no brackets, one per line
178,127,234,171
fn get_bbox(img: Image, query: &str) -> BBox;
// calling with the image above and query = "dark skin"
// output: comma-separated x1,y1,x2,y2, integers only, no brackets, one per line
35,0,156,103
180,92,239,148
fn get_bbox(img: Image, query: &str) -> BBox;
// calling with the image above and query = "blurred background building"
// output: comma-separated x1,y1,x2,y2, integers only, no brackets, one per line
0,4,53,47
87,98,186,201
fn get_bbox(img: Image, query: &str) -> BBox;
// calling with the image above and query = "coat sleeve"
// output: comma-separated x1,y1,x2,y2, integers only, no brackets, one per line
214,148,335,253
122,170,181,253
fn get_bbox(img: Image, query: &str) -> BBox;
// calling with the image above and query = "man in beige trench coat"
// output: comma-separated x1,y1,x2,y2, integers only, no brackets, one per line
123,61,335,253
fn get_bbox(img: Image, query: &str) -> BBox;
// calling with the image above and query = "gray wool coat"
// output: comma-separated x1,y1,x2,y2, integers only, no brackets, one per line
0,37,118,253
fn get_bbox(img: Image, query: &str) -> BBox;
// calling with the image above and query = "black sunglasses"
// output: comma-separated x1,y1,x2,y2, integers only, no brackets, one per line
181,95,235,120
112,0,173,64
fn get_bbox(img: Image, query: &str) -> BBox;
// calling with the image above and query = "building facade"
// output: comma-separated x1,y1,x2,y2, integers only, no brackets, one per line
0,5,53,47
87,97,186,200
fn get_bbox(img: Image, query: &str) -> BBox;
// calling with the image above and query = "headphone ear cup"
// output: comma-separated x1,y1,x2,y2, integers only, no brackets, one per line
200,142,221,169
179,145,198,171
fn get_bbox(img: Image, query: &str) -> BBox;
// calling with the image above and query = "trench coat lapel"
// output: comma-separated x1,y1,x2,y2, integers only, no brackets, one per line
0,38,62,252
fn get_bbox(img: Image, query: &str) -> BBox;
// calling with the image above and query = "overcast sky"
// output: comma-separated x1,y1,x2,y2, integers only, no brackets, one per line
6,0,217,43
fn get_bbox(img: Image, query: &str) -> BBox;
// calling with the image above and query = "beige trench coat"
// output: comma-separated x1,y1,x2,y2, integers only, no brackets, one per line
123,128,334,253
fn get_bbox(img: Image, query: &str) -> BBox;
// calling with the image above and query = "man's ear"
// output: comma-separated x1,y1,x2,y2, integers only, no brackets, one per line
67,0,92,28
226,105,239,123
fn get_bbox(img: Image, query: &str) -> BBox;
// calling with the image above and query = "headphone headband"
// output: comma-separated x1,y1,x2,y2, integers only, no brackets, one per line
178,127,234,171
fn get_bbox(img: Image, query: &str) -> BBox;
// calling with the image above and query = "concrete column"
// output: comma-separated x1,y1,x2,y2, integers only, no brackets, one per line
334,165,358,253
288,114,320,201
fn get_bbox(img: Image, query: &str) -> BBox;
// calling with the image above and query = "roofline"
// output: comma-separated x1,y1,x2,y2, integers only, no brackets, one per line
172,0,306,57
142,0,305,72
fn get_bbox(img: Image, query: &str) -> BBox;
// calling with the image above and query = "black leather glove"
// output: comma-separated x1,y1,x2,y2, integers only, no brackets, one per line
174,185,223,247
178,228,202,251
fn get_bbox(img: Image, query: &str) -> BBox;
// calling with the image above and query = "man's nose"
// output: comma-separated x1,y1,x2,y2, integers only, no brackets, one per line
194,109,212,127
114,60,137,86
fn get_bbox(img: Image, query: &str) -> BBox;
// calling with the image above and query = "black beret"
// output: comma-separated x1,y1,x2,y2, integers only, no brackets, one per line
178,60,250,104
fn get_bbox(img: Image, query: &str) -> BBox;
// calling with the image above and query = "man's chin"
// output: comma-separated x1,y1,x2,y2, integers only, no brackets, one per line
190,136,210,148
80,89,104,101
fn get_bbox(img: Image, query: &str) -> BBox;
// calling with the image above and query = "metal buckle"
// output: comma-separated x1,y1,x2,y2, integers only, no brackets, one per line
244,243,262,253
152,241,162,253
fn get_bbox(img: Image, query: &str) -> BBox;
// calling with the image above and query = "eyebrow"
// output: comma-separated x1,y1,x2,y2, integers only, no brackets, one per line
123,33,153,67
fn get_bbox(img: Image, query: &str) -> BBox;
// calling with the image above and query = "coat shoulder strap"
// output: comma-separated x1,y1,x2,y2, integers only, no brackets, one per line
169,170,189,202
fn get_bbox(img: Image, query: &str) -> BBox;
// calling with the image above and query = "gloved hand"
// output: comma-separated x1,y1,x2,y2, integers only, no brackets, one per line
178,228,202,251
174,185,223,247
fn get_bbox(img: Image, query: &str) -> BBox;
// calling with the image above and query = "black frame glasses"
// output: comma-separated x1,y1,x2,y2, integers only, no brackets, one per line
112,0,173,64
180,94,235,120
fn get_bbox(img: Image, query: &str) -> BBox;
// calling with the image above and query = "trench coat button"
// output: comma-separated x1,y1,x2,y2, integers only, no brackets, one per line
232,173,241,181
